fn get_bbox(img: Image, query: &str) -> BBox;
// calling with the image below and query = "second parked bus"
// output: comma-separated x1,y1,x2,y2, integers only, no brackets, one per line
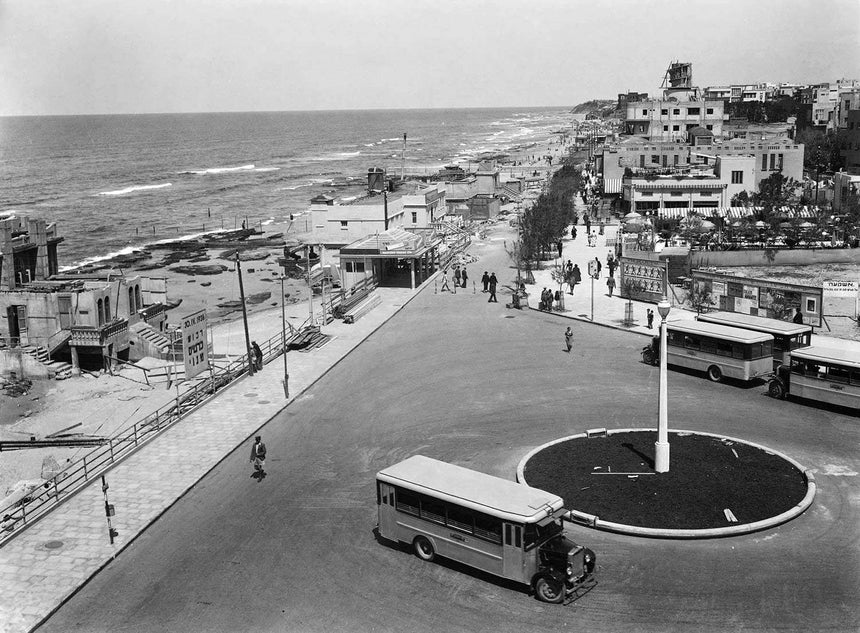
767,345,860,411
376,455,596,603
696,311,812,369
642,320,774,382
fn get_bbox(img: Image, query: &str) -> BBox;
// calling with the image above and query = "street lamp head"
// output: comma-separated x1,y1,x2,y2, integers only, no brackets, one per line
657,298,671,320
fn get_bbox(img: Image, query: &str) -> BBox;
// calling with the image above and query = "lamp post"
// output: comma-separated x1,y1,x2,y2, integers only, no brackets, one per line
655,295,671,472
280,275,289,398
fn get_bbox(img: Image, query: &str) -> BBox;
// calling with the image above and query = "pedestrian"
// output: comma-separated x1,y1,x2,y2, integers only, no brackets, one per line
461,267,468,288
594,256,602,278
607,259,617,279
557,240,563,259
564,326,573,352
251,341,263,371
440,269,451,292
454,266,461,287
250,435,267,479
584,214,591,234
572,263,581,285
481,271,489,293
606,275,616,297
599,220,605,235
571,226,577,240
647,308,654,329
554,289,561,310
488,272,498,303
793,308,803,324
566,259,573,275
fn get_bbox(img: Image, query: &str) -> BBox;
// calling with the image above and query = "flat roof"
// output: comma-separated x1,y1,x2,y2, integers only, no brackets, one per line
667,320,774,344
791,345,860,369
697,311,812,336
376,455,563,523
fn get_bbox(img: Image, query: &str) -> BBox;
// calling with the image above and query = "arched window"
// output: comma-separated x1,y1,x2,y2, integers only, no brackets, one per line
135,286,142,311
104,297,111,322
97,298,104,326
129,288,134,313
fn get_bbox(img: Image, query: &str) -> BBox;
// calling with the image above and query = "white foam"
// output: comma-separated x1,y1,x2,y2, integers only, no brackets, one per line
280,183,314,190
181,164,256,175
98,183,172,196
252,167,280,173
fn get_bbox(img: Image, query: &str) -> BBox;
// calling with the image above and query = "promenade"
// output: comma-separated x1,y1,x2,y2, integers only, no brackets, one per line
0,212,843,632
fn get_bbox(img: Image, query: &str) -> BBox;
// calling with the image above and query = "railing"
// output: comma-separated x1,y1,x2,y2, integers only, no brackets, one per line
0,326,295,546
138,303,166,323
69,318,129,347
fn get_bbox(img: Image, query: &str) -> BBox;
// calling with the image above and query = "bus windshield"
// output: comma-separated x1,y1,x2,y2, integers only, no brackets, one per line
524,519,564,550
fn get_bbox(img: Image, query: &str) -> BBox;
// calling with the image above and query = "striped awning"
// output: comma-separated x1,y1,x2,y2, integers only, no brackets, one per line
603,178,622,194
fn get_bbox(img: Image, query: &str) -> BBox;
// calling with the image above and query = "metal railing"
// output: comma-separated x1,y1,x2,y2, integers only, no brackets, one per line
0,326,294,547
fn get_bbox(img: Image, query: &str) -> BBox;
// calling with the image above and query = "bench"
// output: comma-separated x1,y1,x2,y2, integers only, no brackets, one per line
343,293,382,324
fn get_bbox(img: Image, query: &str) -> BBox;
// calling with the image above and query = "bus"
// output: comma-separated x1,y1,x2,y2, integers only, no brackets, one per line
767,345,860,410
641,320,774,382
696,311,812,369
376,455,596,603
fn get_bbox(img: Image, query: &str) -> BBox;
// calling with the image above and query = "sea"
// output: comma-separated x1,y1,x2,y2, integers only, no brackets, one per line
0,107,573,269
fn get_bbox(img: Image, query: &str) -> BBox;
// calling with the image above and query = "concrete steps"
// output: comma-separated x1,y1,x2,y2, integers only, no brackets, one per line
19,345,73,380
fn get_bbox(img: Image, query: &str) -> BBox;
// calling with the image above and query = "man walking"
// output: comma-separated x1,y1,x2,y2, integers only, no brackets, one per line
461,267,468,288
564,327,573,353
454,266,461,288
481,271,490,293
251,341,263,371
250,436,267,479
594,256,602,278
488,272,498,303
440,269,451,292
647,308,654,329
606,275,616,297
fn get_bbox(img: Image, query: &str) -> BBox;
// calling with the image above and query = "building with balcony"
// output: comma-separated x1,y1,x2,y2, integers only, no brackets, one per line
624,99,724,142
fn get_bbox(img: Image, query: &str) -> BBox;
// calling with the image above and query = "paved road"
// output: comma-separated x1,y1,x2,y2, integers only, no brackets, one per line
40,236,860,633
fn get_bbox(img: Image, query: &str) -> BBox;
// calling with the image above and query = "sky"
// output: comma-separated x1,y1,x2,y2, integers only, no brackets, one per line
1,0,859,116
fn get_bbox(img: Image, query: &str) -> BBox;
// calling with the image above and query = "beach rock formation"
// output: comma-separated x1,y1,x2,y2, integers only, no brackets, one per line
169,264,228,276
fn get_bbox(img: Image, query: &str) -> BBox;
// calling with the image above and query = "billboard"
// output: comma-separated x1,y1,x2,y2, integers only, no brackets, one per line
691,270,823,327
619,257,668,303
181,310,209,380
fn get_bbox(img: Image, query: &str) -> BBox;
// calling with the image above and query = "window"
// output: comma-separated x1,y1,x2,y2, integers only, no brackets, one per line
707,108,714,115
673,108,680,115
640,155,646,167
827,364,850,384
770,154,776,171
778,154,784,170
661,109,668,116
663,125,669,131
642,109,648,116
762,154,768,170
670,191,682,197
651,155,660,164
447,505,473,533
706,125,713,130
340,220,348,228
411,212,417,223
474,512,503,544
395,489,420,516
641,191,654,197
731,171,743,184
672,125,680,132
688,107,700,115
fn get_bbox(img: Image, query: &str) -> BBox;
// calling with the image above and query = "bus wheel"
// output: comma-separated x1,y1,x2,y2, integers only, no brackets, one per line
534,576,565,604
413,536,435,562
768,380,786,399
642,349,655,365
707,365,723,382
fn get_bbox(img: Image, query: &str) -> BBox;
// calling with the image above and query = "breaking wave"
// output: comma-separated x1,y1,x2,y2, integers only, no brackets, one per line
98,183,172,196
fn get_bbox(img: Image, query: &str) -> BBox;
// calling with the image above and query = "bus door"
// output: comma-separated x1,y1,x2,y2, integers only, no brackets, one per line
502,522,524,579
377,482,397,539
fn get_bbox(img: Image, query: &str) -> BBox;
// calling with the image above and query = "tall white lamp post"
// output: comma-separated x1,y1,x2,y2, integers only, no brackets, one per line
655,296,671,472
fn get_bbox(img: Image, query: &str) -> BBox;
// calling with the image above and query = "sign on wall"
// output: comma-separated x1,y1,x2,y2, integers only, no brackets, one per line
823,280,858,296
691,270,823,327
181,310,209,380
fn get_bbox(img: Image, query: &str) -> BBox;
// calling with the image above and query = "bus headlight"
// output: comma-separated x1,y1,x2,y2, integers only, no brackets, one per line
566,564,574,577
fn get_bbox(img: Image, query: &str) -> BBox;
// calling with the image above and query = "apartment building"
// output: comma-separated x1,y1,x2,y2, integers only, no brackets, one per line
624,99,724,141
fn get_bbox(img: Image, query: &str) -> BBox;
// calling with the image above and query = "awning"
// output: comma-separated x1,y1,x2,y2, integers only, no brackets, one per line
603,178,622,194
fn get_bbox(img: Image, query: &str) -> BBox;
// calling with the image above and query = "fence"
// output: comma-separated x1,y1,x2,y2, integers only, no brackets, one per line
0,327,290,547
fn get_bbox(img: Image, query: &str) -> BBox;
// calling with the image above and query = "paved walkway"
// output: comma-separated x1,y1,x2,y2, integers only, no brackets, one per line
0,286,414,633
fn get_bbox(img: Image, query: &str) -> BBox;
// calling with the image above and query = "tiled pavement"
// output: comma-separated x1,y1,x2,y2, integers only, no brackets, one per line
0,286,414,633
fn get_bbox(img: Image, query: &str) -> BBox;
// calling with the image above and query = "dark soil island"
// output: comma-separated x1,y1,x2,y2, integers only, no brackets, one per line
523,431,809,531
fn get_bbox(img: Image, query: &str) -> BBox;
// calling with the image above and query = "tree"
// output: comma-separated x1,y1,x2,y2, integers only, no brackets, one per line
732,171,799,227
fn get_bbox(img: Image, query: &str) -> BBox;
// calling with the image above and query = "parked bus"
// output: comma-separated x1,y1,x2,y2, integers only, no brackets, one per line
767,345,860,410
376,455,596,603
641,320,774,382
696,311,812,369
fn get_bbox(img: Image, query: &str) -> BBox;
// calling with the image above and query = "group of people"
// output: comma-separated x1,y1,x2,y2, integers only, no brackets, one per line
441,267,497,302
538,287,561,311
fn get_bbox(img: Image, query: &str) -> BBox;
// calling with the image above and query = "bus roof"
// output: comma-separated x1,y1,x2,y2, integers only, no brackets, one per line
697,311,812,336
377,455,564,523
667,320,774,344
791,345,860,369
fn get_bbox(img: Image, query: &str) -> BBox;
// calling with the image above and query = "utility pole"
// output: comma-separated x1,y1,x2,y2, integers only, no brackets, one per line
280,275,289,398
307,245,314,325
101,475,118,547
235,253,254,376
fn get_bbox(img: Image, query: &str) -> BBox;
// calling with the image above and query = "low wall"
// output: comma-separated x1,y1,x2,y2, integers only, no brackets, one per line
0,349,51,379
692,248,860,268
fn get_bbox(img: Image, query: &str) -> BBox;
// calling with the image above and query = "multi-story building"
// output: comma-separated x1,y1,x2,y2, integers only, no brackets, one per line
811,79,860,129
624,99,724,141
840,109,860,174
835,90,860,130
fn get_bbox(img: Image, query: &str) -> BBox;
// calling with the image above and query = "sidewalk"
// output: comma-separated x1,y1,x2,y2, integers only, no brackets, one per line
0,286,414,633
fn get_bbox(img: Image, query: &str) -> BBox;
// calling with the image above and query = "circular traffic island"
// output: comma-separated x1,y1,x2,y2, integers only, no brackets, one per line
520,429,815,538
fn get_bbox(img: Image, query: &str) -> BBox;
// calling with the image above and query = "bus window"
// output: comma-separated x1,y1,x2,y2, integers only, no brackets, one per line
667,331,683,346
791,359,805,375
421,498,446,524
684,335,699,350
732,343,744,359
827,365,850,384
474,512,502,544
447,505,473,533
396,488,420,516
700,337,716,354
716,340,733,357
524,521,564,550
851,368,860,385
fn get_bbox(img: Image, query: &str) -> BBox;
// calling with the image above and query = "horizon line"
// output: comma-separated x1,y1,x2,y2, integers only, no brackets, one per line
0,102,616,119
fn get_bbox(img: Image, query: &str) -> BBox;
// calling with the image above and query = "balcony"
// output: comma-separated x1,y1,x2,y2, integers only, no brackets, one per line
138,302,166,323
70,318,129,348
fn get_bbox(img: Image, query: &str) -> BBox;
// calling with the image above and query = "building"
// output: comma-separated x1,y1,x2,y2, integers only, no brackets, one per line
0,216,168,375
810,79,860,130
841,109,860,174
338,227,441,290
833,171,860,212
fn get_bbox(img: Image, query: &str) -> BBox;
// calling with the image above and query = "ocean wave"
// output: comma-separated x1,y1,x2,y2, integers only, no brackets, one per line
60,245,143,271
309,151,361,162
98,183,172,196
280,183,314,191
180,164,256,175
253,167,281,173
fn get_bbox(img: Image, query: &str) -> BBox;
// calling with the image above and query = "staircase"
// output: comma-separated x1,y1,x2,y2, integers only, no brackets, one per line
131,322,173,357
19,345,74,380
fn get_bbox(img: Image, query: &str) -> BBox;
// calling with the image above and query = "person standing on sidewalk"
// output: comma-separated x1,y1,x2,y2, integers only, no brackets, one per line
461,267,468,288
440,269,451,292
454,266,461,288
647,308,654,329
251,341,263,371
481,271,489,293
250,436,267,479
594,256,602,278
488,273,498,303
606,275,616,297
564,327,573,353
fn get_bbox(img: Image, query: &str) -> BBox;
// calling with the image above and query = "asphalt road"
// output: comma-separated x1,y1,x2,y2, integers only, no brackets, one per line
40,234,860,633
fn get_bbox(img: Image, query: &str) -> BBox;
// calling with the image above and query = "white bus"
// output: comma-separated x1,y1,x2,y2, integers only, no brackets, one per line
642,320,774,382
696,311,812,370
768,345,860,410
376,455,596,603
